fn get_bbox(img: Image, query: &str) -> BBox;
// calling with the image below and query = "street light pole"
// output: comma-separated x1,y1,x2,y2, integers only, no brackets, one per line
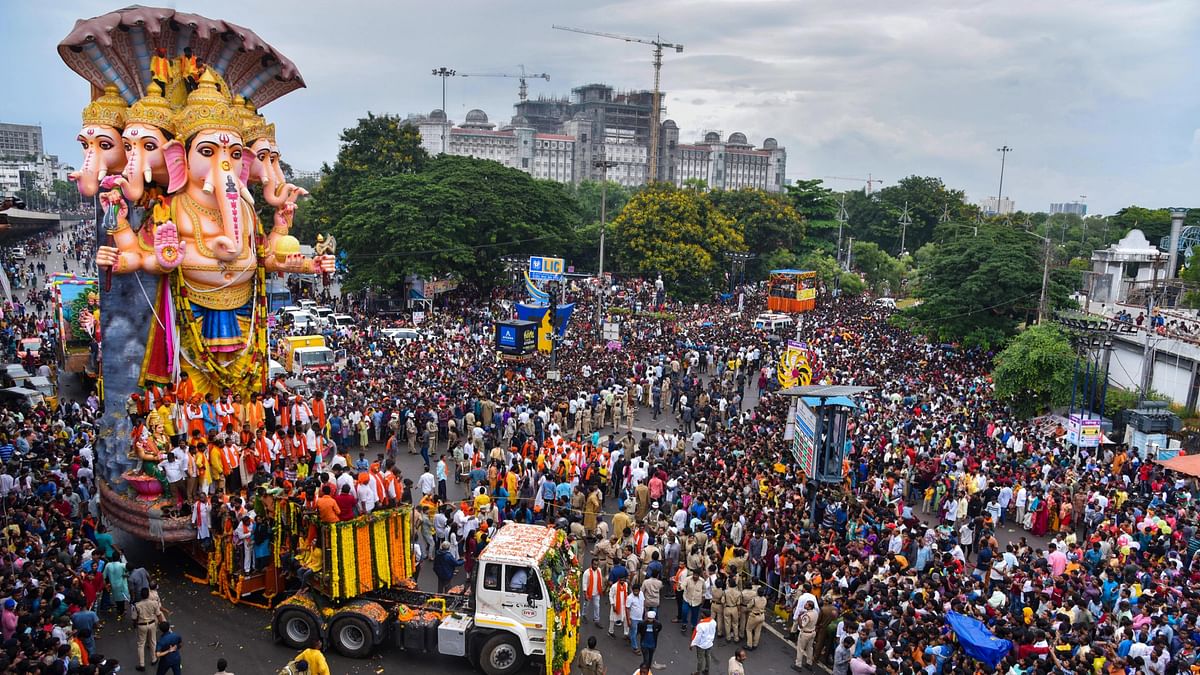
594,156,618,343
431,67,456,154
1023,229,1051,324
996,145,1012,214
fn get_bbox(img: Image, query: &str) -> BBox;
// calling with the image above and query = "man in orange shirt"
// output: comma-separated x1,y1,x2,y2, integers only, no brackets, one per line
315,486,340,523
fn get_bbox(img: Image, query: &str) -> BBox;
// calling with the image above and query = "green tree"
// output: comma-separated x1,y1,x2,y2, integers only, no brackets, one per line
294,113,429,241
332,156,580,293
845,176,974,254
847,241,904,296
708,188,806,277
992,324,1077,418
905,223,1071,348
611,184,743,300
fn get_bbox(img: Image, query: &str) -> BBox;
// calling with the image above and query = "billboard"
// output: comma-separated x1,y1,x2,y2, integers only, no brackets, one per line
494,320,538,356
792,398,817,476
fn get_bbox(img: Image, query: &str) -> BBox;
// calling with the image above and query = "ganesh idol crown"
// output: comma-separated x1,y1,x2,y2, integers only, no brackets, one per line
59,6,332,401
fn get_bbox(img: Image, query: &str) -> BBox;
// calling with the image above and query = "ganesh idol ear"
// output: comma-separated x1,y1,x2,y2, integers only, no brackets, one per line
239,153,255,187
163,140,187,193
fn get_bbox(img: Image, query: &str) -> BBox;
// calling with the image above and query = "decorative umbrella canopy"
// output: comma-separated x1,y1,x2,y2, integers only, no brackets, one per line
58,6,304,108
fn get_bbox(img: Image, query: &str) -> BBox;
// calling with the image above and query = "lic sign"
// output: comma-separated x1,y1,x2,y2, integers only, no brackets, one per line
528,256,564,282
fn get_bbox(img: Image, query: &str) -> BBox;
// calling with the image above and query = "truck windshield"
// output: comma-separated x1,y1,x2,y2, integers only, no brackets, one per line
300,350,334,366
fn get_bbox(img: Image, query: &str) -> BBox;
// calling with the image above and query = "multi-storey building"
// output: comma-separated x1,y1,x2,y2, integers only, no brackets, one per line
0,123,44,160
1050,201,1087,216
407,81,787,191
410,109,577,183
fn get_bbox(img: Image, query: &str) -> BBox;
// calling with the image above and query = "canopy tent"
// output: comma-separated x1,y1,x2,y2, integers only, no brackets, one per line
1157,453,1200,477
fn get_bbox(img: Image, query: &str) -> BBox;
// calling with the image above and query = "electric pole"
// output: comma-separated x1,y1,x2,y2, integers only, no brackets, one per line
835,194,848,269
898,201,912,256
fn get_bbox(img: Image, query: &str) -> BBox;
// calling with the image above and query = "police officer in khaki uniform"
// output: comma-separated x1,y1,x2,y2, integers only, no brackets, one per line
710,574,725,637
744,586,768,650
579,635,606,675
132,586,164,670
738,580,758,640
722,581,742,642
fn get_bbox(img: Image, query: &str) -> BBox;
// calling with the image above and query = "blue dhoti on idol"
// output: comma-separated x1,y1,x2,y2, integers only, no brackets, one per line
192,299,253,352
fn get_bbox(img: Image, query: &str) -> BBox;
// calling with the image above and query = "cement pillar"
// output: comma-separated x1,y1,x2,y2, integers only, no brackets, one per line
1167,208,1187,278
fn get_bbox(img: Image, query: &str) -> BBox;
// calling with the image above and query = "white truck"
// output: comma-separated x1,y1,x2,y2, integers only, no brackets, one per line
273,521,580,675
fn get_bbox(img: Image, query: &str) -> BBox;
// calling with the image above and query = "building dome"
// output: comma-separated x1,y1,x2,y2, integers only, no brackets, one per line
511,115,530,127
662,119,678,129
465,109,488,125
429,108,447,122
728,132,748,145
704,131,721,144
762,137,778,149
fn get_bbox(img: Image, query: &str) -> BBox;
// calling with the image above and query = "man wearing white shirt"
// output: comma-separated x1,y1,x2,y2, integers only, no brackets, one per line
419,467,436,499
356,477,377,513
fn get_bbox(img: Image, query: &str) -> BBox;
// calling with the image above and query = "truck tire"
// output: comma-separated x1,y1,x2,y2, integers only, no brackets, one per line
330,616,374,658
276,609,317,650
479,633,526,675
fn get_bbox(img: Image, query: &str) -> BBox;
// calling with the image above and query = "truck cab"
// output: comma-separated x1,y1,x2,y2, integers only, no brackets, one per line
281,335,334,376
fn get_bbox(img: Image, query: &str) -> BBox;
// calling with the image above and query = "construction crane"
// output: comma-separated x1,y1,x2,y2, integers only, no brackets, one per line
457,65,549,102
823,174,886,194
553,25,683,183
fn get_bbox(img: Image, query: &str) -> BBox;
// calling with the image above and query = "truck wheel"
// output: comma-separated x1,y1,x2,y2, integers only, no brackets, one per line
479,633,526,675
277,609,317,650
330,616,374,658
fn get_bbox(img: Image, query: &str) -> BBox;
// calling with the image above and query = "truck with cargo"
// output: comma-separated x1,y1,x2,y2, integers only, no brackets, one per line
280,335,334,376
270,506,580,675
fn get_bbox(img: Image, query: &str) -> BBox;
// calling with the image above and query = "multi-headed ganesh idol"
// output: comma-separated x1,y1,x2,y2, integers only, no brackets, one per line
84,66,328,398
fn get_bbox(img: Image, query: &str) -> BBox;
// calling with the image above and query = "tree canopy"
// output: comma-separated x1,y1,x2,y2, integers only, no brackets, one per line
611,184,743,300
991,324,1077,418
708,188,806,277
903,222,1072,348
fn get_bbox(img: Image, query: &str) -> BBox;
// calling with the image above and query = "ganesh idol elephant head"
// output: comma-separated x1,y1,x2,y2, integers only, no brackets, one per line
163,70,256,262
239,99,303,207
70,84,128,198
118,82,183,202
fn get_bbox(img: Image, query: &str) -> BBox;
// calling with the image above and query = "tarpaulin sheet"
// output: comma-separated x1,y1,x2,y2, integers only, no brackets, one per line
946,611,1012,668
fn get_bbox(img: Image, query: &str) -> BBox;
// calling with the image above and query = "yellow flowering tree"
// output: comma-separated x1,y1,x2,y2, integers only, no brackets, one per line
611,184,743,299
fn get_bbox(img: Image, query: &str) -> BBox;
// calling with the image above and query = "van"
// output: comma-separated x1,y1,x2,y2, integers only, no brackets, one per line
752,312,794,334
297,299,318,310
287,311,317,333
331,314,355,328
875,297,897,308
0,387,44,411
26,376,56,410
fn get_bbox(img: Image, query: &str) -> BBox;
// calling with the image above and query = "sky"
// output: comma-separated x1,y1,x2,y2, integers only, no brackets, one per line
5,0,1199,216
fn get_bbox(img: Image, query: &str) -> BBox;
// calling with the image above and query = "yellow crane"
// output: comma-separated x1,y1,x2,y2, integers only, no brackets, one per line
552,24,683,182
457,65,549,102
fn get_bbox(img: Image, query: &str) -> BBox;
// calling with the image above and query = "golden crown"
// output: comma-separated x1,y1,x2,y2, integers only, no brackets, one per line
172,69,242,142
239,99,276,145
81,84,128,129
125,82,175,135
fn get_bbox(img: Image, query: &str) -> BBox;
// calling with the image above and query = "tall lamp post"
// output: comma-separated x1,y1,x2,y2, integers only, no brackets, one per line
594,156,618,342
996,145,1012,214
431,67,456,154
1023,228,1051,324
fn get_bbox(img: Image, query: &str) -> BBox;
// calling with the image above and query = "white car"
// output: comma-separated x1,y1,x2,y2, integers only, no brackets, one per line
287,310,318,333
298,299,318,310
331,314,356,328
381,327,422,343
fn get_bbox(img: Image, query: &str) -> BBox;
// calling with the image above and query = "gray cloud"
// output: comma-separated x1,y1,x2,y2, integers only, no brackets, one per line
5,0,1198,214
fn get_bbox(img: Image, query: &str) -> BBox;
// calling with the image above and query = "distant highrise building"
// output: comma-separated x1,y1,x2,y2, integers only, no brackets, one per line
407,81,787,192
0,123,43,159
0,123,71,200
1050,201,1087,216
979,196,1015,216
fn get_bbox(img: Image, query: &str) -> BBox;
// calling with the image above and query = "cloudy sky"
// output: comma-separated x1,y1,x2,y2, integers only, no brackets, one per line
5,0,1198,215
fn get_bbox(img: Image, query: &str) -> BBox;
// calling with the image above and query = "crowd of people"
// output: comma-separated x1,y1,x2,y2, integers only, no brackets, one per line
3,215,1200,674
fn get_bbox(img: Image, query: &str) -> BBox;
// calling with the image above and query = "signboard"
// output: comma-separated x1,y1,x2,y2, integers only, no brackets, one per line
1065,413,1102,448
602,321,620,341
799,288,817,301
791,399,817,476
495,319,538,356
528,256,565,282
412,311,425,325
424,278,459,295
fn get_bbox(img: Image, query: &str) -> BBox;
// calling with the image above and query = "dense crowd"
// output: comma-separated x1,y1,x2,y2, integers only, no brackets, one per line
3,216,1200,674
